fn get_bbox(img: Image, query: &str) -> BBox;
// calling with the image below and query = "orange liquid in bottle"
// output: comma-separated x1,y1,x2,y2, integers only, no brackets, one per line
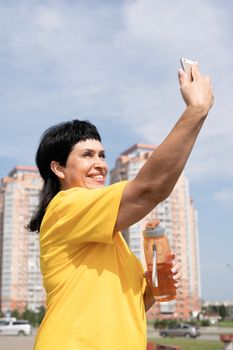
144,234,176,302
147,262,176,302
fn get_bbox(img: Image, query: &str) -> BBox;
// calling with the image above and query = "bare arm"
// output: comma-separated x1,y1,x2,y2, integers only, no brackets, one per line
115,65,214,232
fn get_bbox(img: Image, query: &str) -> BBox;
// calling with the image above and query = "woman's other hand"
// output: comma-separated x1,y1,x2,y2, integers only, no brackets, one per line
143,252,182,312
170,252,182,289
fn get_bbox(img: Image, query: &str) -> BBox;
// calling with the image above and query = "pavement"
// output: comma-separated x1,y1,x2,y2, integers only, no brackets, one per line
147,325,233,341
0,326,232,350
0,335,35,350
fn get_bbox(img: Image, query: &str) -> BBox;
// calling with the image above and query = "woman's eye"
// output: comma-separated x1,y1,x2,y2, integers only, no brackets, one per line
83,152,92,157
99,153,106,159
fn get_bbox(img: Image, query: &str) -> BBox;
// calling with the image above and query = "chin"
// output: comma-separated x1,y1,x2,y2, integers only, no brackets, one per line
84,181,104,189
91,184,105,189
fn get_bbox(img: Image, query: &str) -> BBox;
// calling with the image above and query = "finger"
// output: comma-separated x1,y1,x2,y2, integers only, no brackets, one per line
173,271,182,280
174,281,181,289
143,271,151,284
178,68,188,86
173,274,182,290
172,270,182,285
171,266,178,274
191,64,201,80
168,269,182,282
170,257,177,271
170,252,176,260
171,262,181,274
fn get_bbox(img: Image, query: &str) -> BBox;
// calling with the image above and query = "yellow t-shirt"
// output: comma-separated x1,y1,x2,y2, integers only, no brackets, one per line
34,181,147,350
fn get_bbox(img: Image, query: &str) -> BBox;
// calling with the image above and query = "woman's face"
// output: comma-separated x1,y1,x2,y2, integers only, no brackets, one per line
60,139,108,190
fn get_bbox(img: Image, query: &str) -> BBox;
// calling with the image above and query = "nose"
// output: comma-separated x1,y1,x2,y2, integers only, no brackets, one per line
92,156,106,167
92,156,108,173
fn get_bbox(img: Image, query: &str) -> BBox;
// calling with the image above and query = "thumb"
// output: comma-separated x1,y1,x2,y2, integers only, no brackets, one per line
191,64,201,80
143,271,151,283
178,68,188,86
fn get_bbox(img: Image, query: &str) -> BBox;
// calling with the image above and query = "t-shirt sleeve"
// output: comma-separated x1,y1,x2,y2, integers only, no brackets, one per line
50,181,128,244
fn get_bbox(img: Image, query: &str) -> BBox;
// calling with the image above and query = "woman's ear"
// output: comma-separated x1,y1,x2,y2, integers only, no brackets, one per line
50,161,65,179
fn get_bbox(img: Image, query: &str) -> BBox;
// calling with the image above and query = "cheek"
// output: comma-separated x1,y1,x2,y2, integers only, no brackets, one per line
104,162,109,173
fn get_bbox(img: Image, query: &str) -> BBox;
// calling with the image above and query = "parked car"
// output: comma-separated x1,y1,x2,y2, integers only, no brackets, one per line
159,323,200,338
0,318,32,336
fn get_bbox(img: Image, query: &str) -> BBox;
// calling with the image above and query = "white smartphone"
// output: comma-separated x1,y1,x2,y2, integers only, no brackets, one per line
180,57,198,81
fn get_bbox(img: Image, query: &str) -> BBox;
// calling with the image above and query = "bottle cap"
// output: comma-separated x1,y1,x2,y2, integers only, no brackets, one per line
143,221,165,238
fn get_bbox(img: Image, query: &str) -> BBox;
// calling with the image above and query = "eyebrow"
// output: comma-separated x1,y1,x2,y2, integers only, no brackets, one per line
81,148,106,153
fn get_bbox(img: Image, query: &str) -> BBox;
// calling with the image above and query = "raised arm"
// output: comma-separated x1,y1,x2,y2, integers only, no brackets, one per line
115,64,214,232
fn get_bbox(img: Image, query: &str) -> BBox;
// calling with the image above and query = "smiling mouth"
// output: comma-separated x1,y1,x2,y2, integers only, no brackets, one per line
88,174,105,181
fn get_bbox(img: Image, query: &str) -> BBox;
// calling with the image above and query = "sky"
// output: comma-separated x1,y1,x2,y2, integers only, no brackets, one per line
0,0,233,301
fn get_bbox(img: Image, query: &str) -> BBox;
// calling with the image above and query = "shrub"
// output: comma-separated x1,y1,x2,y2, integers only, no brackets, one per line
154,319,178,329
200,319,210,327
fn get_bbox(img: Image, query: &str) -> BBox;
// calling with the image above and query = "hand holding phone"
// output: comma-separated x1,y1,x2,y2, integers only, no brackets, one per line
180,57,198,82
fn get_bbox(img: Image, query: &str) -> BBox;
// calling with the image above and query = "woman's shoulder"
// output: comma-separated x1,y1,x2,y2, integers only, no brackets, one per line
47,181,128,213
45,187,83,211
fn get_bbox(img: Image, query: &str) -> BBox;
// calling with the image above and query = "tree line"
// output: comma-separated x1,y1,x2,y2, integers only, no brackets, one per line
0,306,45,327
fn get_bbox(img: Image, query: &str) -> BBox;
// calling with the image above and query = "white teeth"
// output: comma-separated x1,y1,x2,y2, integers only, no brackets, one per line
90,175,104,179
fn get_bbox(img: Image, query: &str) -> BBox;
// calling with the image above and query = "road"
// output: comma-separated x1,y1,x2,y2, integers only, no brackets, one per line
147,325,233,341
0,327,232,350
0,335,35,350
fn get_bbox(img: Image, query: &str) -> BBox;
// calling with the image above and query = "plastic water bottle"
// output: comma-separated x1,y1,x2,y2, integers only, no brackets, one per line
143,220,176,302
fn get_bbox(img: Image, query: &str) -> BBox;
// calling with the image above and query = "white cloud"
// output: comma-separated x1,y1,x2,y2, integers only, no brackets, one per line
0,0,233,182
0,0,233,301
213,189,233,211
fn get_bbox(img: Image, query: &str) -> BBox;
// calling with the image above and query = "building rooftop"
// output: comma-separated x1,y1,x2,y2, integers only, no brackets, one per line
8,165,38,177
121,143,156,156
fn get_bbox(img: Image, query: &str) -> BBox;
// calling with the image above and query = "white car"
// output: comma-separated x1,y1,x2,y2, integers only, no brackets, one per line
0,318,32,336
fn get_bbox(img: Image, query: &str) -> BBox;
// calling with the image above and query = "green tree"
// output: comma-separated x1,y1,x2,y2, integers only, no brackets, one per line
154,319,178,329
11,309,21,319
219,304,227,319
37,306,45,325
22,308,37,327
201,319,210,326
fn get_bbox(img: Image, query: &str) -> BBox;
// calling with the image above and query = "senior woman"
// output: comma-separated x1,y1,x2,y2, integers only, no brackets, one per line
29,64,214,350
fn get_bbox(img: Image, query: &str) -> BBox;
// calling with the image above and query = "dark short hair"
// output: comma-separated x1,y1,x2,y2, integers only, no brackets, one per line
28,119,101,232
36,119,101,180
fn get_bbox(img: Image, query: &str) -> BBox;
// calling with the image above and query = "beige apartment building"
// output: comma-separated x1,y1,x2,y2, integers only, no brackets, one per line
0,166,44,314
0,151,201,319
110,143,201,320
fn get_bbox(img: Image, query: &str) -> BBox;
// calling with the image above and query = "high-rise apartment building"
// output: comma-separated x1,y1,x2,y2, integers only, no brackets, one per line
0,166,44,314
110,143,201,320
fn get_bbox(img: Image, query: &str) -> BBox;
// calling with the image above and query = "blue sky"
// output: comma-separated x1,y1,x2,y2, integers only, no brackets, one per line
0,0,233,301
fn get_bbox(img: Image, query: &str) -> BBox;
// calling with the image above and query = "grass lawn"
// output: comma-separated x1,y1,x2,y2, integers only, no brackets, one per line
217,321,233,327
147,337,223,350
